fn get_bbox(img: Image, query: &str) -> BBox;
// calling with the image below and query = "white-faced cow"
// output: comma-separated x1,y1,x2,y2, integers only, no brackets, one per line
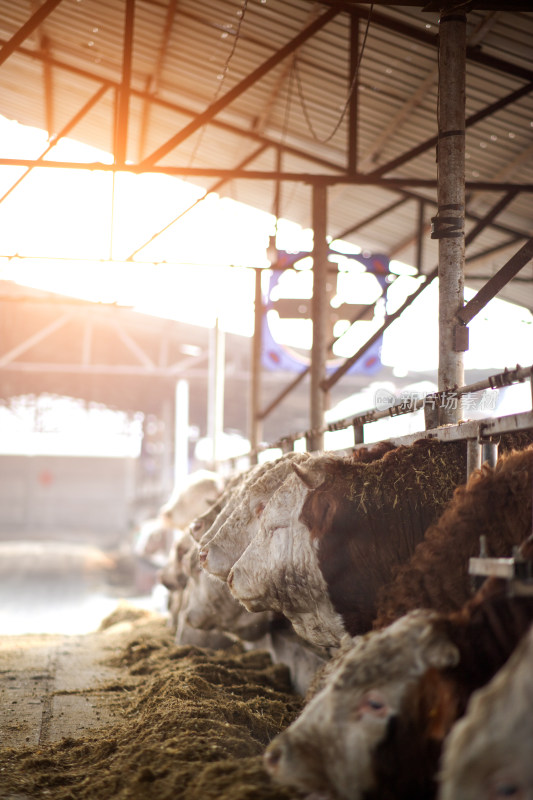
200,451,313,581
264,553,533,800
159,469,225,531
228,440,465,649
437,623,533,800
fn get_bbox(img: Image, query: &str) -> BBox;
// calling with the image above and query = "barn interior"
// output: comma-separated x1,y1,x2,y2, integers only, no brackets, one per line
0,1,532,797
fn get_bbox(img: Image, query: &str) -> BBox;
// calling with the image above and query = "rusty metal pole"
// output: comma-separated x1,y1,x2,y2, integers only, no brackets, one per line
308,183,329,452
249,267,263,464
436,9,467,424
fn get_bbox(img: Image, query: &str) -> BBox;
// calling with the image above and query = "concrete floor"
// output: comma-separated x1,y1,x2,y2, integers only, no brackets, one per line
0,540,165,636
0,538,168,750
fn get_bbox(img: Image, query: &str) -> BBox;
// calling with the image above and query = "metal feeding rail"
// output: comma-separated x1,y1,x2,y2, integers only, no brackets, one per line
249,363,533,475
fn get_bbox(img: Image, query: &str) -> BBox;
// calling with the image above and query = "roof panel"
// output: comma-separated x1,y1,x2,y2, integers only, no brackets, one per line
0,0,531,314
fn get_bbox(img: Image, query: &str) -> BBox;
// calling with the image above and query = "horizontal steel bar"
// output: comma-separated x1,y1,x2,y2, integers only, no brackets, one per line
469,557,516,579
0,160,532,192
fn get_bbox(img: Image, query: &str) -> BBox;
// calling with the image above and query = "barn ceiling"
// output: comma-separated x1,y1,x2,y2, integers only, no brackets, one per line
0,0,531,307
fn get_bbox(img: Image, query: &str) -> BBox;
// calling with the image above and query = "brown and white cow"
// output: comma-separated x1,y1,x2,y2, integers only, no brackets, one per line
264,564,533,800
228,440,465,648
264,609,460,799
227,466,347,648
437,621,533,800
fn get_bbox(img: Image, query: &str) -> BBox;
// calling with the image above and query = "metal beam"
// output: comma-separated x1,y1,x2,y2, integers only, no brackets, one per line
360,11,501,171
0,0,64,66
140,7,339,167
318,2,533,82
458,237,533,326
138,0,178,161
347,12,359,174
115,0,135,167
0,312,72,368
2,159,533,194
308,183,329,451
335,197,409,240
366,80,533,180
321,183,516,392
0,84,110,207
41,34,54,138
127,143,270,260
436,10,466,425
8,42,346,175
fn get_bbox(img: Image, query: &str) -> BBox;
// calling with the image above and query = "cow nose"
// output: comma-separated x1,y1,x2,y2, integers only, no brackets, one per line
199,548,208,565
264,742,283,771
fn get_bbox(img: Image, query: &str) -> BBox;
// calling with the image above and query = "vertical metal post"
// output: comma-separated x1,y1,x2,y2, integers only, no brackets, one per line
347,13,359,175
416,199,425,274
249,267,263,464
466,437,481,477
208,319,225,468
481,441,498,468
115,0,135,166
174,379,189,483
308,182,328,452
436,10,466,424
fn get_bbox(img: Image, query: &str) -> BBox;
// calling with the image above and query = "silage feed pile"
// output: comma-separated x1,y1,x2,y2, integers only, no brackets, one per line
0,620,304,800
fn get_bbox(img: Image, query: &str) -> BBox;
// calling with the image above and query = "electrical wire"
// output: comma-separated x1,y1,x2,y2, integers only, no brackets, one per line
294,3,374,146
187,0,249,167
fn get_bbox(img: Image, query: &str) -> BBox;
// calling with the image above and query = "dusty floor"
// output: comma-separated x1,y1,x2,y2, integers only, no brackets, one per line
0,612,305,799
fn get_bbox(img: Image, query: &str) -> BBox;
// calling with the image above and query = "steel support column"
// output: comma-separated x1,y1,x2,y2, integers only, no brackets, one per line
249,267,263,463
115,0,135,167
308,183,329,452
347,13,359,175
437,10,466,424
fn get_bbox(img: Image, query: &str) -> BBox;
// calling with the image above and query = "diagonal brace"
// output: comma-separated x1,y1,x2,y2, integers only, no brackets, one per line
140,7,339,167
0,0,64,67
457,236,533,326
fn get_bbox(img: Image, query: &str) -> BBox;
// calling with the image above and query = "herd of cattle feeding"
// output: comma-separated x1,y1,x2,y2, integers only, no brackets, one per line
135,435,533,800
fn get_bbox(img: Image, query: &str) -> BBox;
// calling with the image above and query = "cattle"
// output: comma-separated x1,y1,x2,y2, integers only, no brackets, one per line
374,444,533,629
187,469,246,543
264,608,460,799
228,439,466,648
133,515,177,568
159,527,273,645
227,467,347,648
264,541,533,800
178,541,274,643
437,621,533,800
159,469,225,530
199,450,313,580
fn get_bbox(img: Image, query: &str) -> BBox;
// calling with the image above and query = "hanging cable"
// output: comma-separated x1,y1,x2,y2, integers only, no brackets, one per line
188,0,249,167
294,3,374,145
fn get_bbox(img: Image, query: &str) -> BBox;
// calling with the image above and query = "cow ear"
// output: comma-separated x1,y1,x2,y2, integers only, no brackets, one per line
424,637,460,670
292,462,325,489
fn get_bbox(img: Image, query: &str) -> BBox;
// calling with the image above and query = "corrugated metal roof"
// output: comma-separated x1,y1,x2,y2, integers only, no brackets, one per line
0,0,531,311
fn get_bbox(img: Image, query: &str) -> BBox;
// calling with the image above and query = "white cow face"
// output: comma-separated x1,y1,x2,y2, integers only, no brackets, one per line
199,489,266,580
200,453,312,580
226,470,347,648
264,610,459,800
438,623,533,800
227,472,313,611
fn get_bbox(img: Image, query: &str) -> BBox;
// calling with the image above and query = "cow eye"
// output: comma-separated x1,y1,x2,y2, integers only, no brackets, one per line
358,691,389,718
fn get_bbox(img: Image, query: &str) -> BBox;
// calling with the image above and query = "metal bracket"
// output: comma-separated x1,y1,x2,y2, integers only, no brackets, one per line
454,323,469,352
431,203,464,239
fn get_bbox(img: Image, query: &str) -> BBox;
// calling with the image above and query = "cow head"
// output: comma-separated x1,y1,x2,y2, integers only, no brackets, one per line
264,610,459,800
